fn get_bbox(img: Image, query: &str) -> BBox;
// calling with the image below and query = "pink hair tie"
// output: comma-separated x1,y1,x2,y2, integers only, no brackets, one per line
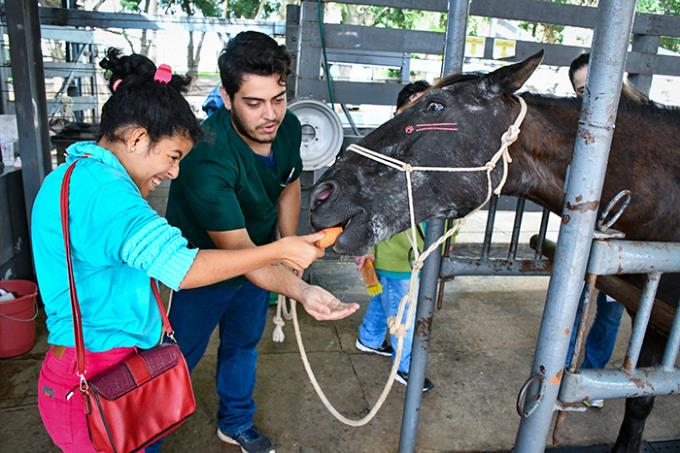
154,64,173,84
112,79,123,92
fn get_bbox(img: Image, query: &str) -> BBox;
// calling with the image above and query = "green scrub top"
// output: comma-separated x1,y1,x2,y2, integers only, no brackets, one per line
166,107,302,287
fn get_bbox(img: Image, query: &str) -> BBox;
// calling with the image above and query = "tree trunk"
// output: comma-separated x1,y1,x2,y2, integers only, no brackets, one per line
140,0,158,58
254,0,265,20
186,32,206,83
342,5,369,26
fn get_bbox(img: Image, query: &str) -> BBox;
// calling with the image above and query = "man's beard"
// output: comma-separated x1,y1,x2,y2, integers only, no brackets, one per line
231,106,277,145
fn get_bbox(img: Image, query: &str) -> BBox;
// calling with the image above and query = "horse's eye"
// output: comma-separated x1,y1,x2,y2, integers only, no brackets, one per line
426,102,445,112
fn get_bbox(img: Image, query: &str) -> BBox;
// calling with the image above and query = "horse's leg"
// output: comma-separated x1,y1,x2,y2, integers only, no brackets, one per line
611,395,655,452
611,327,664,453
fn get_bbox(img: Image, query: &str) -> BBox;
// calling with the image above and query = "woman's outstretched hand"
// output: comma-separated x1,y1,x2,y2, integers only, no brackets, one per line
298,285,359,321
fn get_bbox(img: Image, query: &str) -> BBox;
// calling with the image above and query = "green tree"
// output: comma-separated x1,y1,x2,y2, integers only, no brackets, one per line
121,0,284,78
119,0,159,57
121,0,218,80
226,0,282,20
518,0,679,51
337,4,425,28
636,0,680,52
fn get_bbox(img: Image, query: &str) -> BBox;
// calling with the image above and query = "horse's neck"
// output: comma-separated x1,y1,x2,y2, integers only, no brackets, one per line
503,100,577,214
502,97,680,243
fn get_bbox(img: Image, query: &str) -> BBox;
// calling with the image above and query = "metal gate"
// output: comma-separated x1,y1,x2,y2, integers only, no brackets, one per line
289,0,680,451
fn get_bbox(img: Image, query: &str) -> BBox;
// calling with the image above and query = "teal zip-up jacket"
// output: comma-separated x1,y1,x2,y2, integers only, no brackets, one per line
31,142,198,352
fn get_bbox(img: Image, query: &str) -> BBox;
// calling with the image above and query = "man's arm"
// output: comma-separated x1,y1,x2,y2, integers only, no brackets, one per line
276,178,301,238
208,229,358,320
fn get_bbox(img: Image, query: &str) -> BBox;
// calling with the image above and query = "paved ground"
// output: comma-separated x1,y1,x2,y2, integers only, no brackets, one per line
2,259,680,452
2,191,678,451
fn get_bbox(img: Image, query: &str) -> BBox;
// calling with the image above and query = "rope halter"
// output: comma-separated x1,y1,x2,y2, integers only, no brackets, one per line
287,96,528,427
346,96,527,263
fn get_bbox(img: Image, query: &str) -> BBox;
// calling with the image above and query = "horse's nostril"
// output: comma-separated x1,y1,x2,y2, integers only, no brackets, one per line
311,181,337,208
317,187,333,201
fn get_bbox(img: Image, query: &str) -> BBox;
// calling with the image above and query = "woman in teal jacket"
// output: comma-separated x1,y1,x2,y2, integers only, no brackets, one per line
32,48,357,453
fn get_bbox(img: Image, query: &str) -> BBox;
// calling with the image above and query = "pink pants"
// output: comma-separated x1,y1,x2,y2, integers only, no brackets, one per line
37,345,135,453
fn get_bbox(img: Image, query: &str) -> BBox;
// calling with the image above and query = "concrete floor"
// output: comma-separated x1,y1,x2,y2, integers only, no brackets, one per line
2,259,680,452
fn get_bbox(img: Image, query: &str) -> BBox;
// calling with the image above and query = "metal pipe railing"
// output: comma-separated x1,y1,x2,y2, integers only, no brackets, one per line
533,208,551,260
560,367,680,402
480,196,498,261
515,0,637,450
662,308,680,369
624,272,662,371
399,1,469,451
507,197,526,260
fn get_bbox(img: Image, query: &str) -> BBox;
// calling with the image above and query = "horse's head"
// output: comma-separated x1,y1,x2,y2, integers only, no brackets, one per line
310,51,543,255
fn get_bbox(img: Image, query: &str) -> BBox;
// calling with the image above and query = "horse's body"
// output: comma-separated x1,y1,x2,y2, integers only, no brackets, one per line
309,52,680,452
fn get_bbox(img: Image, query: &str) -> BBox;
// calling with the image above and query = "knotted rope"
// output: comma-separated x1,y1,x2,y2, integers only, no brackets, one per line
272,293,293,343
279,96,527,426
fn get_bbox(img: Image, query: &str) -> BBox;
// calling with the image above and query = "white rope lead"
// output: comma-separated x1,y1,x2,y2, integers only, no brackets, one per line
273,293,293,343
286,96,528,426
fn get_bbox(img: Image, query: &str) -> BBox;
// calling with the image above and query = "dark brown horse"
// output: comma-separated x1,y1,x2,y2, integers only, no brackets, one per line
309,52,680,451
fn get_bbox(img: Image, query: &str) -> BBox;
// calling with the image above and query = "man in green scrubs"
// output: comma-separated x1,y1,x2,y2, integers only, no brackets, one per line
164,31,354,453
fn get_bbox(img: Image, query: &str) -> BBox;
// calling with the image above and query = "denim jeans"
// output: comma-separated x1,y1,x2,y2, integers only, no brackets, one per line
358,275,416,373
566,291,625,369
146,281,268,452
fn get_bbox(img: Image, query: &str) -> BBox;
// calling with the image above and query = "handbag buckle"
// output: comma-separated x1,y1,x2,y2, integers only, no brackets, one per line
79,373,90,393
65,373,90,401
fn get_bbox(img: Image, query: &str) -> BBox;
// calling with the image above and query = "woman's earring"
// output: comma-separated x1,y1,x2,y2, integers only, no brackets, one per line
130,146,136,153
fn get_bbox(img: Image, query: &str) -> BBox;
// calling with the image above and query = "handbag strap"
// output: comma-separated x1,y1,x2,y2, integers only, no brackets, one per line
59,156,176,379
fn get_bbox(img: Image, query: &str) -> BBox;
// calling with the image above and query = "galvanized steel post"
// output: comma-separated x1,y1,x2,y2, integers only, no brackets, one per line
397,218,445,453
442,0,469,75
514,0,637,450
398,1,469,452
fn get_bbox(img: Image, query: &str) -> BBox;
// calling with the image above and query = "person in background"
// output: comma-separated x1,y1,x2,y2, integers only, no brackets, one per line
161,31,344,453
354,80,435,393
566,52,629,408
32,48,357,453
202,86,224,117
569,52,651,103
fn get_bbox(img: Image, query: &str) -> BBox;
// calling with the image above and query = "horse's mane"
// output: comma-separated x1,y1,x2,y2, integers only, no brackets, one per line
434,72,484,89
434,69,679,123
520,92,680,123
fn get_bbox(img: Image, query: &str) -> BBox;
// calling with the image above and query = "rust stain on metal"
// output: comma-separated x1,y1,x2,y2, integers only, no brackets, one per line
416,316,433,336
575,195,583,202
564,328,571,335
632,375,645,389
518,259,552,273
562,214,570,225
581,129,596,145
560,401,584,409
623,357,633,374
566,200,600,213
550,369,563,385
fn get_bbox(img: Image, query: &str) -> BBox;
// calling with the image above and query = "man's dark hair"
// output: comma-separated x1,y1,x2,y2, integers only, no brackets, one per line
218,31,292,98
568,52,590,88
396,80,431,110
98,48,202,144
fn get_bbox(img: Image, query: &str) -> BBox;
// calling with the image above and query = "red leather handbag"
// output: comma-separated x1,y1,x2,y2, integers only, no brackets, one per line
60,157,196,452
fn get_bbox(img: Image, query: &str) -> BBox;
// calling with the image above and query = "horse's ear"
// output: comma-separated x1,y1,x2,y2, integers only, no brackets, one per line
482,50,544,95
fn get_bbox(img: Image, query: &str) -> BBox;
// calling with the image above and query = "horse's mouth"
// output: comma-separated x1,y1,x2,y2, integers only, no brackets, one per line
334,215,371,255
311,210,373,255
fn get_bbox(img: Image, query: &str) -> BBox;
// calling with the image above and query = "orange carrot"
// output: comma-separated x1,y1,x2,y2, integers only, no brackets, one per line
314,226,344,248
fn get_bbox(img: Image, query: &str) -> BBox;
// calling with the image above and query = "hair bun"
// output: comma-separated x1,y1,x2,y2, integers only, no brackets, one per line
100,48,192,94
